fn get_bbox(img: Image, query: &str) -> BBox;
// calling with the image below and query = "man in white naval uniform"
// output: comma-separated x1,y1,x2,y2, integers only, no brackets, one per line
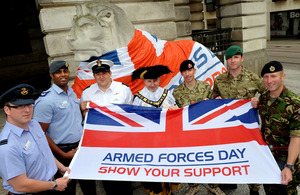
132,65,177,110
80,59,133,114
79,59,133,195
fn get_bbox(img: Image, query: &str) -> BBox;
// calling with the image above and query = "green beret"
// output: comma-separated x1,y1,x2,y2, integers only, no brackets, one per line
261,61,283,77
225,46,243,60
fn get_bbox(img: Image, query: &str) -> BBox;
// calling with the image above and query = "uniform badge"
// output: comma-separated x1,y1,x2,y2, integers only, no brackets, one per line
61,100,68,105
188,63,192,68
40,91,50,97
20,88,29,96
114,92,119,95
24,140,31,150
97,60,102,67
269,66,275,72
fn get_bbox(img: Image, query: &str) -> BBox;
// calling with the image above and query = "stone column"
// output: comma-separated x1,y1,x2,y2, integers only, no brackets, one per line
216,0,269,73
189,0,205,30
171,0,193,40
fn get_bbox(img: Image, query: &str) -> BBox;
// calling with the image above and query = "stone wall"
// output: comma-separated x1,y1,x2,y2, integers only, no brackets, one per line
216,0,269,73
38,0,193,79
189,0,205,30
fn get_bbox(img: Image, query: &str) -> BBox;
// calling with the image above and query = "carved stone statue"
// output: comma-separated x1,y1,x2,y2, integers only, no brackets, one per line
67,1,135,61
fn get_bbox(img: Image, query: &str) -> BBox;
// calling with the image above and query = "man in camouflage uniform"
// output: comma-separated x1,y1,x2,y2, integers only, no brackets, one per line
252,61,300,195
210,46,267,195
211,46,266,99
173,59,211,108
173,60,212,195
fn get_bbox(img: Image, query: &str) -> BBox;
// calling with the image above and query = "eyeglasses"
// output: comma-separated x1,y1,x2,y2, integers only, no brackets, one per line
6,104,34,110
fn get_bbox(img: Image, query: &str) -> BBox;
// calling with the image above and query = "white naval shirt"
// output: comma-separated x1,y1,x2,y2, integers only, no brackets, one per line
133,87,176,109
80,81,133,106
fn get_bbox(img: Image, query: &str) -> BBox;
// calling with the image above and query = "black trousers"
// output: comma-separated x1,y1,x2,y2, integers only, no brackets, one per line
55,142,96,195
102,180,132,195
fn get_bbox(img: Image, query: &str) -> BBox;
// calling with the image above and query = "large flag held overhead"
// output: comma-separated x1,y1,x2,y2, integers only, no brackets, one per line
69,100,281,183
71,29,226,98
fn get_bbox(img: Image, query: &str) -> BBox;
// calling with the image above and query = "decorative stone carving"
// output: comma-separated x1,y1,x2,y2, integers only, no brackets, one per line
67,1,135,61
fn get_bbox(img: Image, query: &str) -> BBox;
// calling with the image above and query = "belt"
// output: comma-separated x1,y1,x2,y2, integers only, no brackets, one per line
8,191,52,195
57,141,79,149
268,145,288,151
8,192,31,195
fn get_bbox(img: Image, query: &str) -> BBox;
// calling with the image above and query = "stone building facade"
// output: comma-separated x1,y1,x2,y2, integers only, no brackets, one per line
1,0,300,95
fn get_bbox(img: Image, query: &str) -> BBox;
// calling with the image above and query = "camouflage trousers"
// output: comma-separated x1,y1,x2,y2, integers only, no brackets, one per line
208,184,261,191
264,153,300,195
263,183,298,195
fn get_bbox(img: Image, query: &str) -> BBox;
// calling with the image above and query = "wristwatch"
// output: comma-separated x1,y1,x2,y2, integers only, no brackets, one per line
284,164,295,172
53,180,58,190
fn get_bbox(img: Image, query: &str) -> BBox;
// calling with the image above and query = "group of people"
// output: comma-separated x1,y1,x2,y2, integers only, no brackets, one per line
0,45,299,195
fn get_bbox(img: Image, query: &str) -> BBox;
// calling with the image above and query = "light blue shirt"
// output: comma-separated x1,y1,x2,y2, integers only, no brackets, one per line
33,84,83,144
0,120,57,194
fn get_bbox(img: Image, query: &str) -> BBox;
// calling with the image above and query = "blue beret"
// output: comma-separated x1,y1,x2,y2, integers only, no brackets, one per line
49,60,69,74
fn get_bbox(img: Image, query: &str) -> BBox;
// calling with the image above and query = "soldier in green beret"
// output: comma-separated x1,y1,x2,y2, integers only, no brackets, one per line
251,61,300,195
211,45,267,100
210,45,267,195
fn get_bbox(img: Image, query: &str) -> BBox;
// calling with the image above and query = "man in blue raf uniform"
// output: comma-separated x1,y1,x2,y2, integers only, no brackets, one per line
33,61,96,195
0,84,69,195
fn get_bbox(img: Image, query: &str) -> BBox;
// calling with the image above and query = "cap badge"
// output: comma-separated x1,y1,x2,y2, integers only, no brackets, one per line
21,88,29,96
270,66,275,72
188,63,192,68
97,60,102,67
65,63,69,68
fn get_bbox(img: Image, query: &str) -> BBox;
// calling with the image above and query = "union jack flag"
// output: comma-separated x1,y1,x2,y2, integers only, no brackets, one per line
82,99,265,148
69,100,281,183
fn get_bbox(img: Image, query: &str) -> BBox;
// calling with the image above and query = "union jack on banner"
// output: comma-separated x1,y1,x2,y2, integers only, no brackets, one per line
69,100,281,183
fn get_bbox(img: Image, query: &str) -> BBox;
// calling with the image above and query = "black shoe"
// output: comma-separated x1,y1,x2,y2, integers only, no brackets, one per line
219,184,237,189
250,189,259,195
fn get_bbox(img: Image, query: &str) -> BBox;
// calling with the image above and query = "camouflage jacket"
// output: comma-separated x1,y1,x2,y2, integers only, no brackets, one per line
259,87,300,149
173,80,211,108
258,87,300,184
211,67,267,99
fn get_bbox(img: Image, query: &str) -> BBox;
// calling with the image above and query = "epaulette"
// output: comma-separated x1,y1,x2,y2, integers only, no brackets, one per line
122,83,129,87
0,139,8,146
83,85,91,91
40,90,50,97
